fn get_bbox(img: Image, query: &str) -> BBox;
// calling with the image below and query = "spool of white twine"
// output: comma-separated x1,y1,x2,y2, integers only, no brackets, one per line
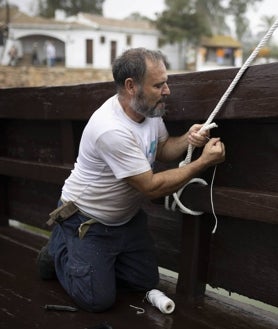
146,289,175,314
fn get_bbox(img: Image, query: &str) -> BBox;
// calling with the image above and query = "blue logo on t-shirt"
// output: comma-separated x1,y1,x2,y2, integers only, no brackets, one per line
147,140,157,164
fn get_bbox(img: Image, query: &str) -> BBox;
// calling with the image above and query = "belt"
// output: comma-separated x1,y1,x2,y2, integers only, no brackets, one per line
47,199,98,239
78,217,97,239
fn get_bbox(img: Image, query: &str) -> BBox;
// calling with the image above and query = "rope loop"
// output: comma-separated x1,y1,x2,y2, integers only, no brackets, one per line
164,18,278,232
165,177,208,215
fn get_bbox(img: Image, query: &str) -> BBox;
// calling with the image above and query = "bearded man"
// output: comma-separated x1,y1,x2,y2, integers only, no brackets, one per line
37,48,225,312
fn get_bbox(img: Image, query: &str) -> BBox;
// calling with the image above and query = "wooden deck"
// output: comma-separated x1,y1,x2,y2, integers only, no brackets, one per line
1,225,278,329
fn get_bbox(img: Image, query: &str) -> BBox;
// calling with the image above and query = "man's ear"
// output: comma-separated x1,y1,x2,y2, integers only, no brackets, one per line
125,78,137,95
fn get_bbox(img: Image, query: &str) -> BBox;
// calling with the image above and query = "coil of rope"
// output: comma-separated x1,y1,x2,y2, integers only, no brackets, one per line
165,18,278,234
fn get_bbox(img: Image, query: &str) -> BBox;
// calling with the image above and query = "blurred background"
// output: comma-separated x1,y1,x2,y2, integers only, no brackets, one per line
1,0,277,87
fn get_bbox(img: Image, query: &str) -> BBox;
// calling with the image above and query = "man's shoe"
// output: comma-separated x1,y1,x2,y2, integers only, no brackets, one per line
37,244,56,280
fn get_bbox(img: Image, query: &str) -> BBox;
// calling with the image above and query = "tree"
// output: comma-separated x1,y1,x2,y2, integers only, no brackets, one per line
155,0,210,46
156,0,264,45
36,0,105,18
256,15,278,62
155,0,212,69
257,14,277,40
226,0,263,41
125,12,151,22
195,0,230,35
155,0,264,69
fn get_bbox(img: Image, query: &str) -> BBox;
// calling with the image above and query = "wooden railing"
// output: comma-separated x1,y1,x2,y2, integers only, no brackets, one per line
0,63,277,308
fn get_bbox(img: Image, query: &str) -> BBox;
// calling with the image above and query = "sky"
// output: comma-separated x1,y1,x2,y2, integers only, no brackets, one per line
8,0,278,39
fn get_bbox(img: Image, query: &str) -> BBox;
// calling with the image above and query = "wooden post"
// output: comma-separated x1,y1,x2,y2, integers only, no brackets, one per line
176,213,213,299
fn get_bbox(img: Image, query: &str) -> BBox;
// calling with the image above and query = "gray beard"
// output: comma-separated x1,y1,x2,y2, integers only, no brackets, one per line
131,93,167,118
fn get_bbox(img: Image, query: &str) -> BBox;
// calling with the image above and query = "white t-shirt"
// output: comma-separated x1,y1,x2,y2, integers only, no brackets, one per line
62,95,169,225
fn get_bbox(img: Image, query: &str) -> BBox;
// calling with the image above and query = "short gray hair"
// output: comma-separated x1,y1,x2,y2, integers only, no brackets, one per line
112,48,167,91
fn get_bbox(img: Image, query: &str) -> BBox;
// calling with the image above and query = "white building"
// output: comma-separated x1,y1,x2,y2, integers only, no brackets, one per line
0,6,182,70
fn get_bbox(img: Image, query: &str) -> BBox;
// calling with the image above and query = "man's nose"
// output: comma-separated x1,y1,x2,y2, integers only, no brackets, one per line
162,83,170,95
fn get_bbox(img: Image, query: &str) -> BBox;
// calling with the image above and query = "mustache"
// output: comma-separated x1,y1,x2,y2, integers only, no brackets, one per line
154,96,168,109
149,99,168,117
158,95,168,103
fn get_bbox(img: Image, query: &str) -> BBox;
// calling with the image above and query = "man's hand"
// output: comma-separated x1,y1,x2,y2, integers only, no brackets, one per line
187,124,210,148
200,137,225,167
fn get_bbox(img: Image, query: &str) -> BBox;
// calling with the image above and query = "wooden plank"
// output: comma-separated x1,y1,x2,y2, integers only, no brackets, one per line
208,216,278,307
0,82,115,120
144,202,182,272
166,63,278,121
0,63,277,121
7,177,61,229
60,121,76,165
0,157,71,184
179,185,278,224
1,226,278,329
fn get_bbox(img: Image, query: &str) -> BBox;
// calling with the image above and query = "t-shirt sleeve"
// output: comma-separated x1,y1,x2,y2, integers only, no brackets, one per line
157,118,169,143
96,129,151,179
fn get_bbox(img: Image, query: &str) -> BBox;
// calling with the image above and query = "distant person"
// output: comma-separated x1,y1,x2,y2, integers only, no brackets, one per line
45,41,56,67
8,45,18,66
216,48,224,65
31,42,39,65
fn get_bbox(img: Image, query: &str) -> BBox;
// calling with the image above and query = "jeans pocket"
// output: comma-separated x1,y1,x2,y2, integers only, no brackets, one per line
67,262,94,308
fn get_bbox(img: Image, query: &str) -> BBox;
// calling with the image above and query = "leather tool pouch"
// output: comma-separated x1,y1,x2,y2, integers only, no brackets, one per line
46,201,78,226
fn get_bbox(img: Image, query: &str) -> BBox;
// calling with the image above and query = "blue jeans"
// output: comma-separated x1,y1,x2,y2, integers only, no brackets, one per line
48,209,159,312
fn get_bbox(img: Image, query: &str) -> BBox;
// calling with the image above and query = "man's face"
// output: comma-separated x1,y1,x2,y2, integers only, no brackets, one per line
131,59,170,118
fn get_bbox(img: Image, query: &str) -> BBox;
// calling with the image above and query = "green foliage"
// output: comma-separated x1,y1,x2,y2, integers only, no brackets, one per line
257,15,278,36
156,0,264,46
226,0,263,40
156,0,211,46
196,0,230,35
37,0,104,18
125,12,151,21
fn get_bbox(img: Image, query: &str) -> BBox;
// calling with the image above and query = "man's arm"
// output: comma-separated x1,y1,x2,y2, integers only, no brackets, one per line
126,138,225,199
156,124,209,162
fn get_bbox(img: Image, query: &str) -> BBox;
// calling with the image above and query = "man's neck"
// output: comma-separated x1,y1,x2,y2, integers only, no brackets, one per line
118,95,145,123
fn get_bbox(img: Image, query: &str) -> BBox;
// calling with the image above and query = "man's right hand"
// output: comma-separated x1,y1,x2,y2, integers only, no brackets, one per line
201,137,225,167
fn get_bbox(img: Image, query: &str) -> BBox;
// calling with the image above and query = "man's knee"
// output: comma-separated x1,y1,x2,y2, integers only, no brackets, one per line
73,290,116,312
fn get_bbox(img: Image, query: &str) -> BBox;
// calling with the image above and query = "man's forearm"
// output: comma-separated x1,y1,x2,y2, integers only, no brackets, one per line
156,133,189,162
147,157,208,198
126,156,208,200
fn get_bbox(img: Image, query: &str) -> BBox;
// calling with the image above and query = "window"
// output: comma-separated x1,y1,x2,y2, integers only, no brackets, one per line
126,35,132,46
100,36,105,44
86,39,93,64
110,41,117,64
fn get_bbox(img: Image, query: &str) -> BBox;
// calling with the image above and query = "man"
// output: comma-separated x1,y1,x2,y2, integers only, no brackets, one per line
37,48,225,312
45,40,56,67
8,45,18,66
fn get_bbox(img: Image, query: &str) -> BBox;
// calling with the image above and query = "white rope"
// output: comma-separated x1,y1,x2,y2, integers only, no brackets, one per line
210,165,218,234
145,289,175,314
170,178,208,215
165,18,278,228
129,304,145,314
186,17,278,164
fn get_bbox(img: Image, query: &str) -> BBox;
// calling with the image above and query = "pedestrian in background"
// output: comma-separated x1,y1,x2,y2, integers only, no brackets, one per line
45,40,56,67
